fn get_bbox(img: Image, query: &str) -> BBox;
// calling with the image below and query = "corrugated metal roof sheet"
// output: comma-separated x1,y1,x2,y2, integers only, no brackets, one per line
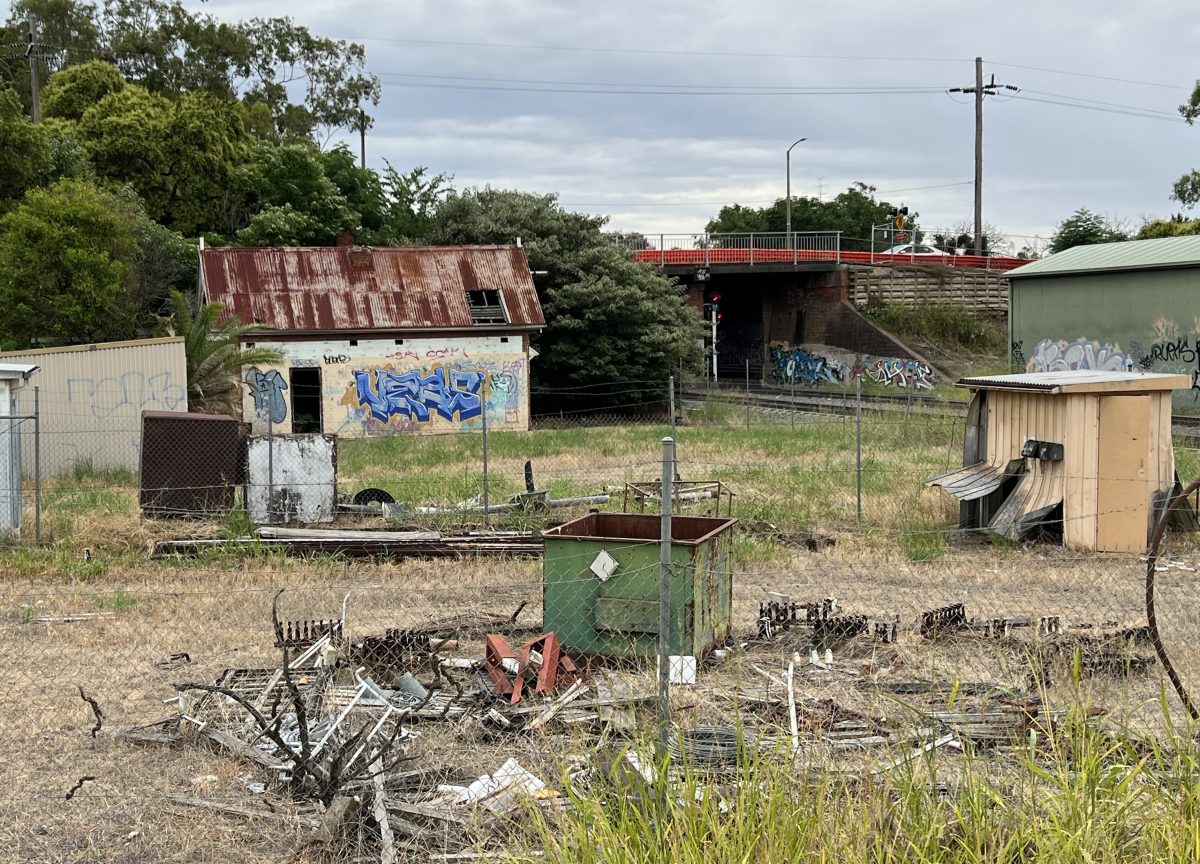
957,370,1189,393
199,245,545,333
1007,234,1200,279
925,461,1015,501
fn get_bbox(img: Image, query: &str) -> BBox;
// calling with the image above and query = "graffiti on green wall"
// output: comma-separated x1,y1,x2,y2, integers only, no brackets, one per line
1027,320,1200,401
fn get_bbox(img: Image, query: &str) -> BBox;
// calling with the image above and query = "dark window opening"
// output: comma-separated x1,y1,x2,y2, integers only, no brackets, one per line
500,336,509,344
792,312,805,345
289,367,322,434
394,339,404,345
349,339,358,347
467,289,507,324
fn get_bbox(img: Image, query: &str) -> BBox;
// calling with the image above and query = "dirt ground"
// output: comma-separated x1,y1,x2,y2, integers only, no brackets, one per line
2,537,1199,863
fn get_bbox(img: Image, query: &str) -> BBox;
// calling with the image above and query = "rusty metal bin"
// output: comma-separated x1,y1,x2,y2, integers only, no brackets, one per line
541,512,736,659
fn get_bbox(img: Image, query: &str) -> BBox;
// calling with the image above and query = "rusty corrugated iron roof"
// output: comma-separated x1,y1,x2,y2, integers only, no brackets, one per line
199,245,545,333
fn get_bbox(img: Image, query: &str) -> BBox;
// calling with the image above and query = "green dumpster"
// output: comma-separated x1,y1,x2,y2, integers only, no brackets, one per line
542,512,736,659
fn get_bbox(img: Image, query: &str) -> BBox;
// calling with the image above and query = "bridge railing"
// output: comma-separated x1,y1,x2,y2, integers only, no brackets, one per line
610,232,842,266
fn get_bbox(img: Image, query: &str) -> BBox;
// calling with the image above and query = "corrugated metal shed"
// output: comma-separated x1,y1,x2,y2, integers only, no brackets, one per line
1008,235,1200,279
0,337,187,477
958,370,1189,393
199,245,545,333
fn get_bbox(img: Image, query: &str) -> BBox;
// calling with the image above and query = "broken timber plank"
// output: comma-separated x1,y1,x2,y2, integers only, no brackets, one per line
164,794,322,828
372,773,397,864
201,727,287,771
387,800,471,826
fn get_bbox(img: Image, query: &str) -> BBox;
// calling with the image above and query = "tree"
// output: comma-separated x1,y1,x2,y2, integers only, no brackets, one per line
1137,215,1200,239
76,85,250,234
231,143,356,245
167,289,284,414
0,178,140,348
0,87,52,213
705,183,907,251
428,188,703,411
1048,208,1130,253
1173,79,1200,207
1,0,106,111
374,164,453,244
41,60,126,121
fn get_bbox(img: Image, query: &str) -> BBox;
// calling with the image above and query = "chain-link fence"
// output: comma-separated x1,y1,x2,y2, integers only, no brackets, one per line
3,380,1200,861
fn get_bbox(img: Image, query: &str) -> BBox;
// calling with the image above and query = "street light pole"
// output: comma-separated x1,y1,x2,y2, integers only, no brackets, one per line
785,137,807,249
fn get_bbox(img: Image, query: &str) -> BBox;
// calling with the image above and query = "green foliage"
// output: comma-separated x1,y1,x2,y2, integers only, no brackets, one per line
705,182,908,251
0,178,140,348
77,85,251,234
0,87,52,213
231,143,354,245
168,288,284,414
373,163,453,243
41,60,126,121
1049,208,1131,253
1173,80,1200,207
428,188,703,411
1137,214,1200,239
861,303,1005,354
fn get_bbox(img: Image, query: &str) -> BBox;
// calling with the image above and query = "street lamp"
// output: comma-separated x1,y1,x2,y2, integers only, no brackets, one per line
785,137,807,249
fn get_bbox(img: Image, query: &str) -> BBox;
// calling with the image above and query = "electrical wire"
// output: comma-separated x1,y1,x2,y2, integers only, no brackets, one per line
374,70,947,93
378,80,946,97
1007,93,1188,123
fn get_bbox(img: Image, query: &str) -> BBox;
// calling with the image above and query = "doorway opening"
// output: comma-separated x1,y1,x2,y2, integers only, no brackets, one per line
289,367,322,433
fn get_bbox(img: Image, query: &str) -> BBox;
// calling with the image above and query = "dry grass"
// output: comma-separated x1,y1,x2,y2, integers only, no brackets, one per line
3,416,1200,861
3,535,1200,862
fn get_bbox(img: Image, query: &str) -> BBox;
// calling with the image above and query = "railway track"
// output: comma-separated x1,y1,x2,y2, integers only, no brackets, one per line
686,386,1200,438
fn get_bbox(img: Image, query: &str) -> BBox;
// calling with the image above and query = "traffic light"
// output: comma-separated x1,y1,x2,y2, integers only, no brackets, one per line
705,290,722,323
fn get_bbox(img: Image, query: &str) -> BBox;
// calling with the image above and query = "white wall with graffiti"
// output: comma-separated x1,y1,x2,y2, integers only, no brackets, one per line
0,337,188,477
241,335,531,437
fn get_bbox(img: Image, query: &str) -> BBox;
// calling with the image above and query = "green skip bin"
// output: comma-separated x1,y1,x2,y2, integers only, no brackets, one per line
542,512,736,660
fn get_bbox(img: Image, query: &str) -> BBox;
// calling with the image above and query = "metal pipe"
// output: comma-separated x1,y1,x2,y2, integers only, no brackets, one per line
745,358,750,430
33,385,40,545
657,436,675,763
481,386,489,527
855,375,863,526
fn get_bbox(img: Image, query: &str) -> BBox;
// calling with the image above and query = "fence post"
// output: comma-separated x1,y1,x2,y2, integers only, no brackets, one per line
481,393,490,528
855,375,863,526
668,375,677,443
657,436,675,763
744,358,751,430
33,385,40,546
790,377,796,431
266,413,275,526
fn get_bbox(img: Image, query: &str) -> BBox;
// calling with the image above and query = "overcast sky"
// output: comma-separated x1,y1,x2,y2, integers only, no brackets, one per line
201,0,1197,252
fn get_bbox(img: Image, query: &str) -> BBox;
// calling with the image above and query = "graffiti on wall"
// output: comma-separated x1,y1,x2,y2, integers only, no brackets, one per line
66,371,186,419
859,357,935,390
334,356,527,433
770,345,847,385
245,369,289,423
1025,338,1132,374
354,367,483,423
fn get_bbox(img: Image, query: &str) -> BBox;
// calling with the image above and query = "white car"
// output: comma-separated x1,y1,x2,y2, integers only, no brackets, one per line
882,244,947,256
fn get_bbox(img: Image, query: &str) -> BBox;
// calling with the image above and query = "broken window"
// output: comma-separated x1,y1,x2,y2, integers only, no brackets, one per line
467,289,507,324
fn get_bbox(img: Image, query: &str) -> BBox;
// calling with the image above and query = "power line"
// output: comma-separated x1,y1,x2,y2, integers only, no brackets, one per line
342,35,970,64
378,80,945,97
1009,93,1187,123
987,60,1187,91
1021,88,1182,118
559,182,974,209
375,70,946,92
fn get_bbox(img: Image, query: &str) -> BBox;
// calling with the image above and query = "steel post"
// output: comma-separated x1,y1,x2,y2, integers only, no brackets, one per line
33,386,40,545
657,436,675,762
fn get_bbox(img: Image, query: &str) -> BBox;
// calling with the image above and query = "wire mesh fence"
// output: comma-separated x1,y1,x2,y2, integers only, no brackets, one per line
3,379,1200,861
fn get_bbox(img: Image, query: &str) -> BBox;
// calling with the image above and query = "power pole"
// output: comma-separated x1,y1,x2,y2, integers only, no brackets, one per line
359,108,367,169
26,13,40,123
948,58,1018,255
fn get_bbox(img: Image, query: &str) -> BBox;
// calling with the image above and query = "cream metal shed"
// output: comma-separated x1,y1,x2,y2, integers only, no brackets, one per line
926,370,1190,553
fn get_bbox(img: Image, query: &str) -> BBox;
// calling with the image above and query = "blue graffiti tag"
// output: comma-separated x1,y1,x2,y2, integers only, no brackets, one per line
354,368,483,423
245,369,288,423
770,346,847,385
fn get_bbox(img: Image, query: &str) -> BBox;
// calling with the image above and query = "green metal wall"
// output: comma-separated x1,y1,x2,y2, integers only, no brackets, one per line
1009,268,1200,410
